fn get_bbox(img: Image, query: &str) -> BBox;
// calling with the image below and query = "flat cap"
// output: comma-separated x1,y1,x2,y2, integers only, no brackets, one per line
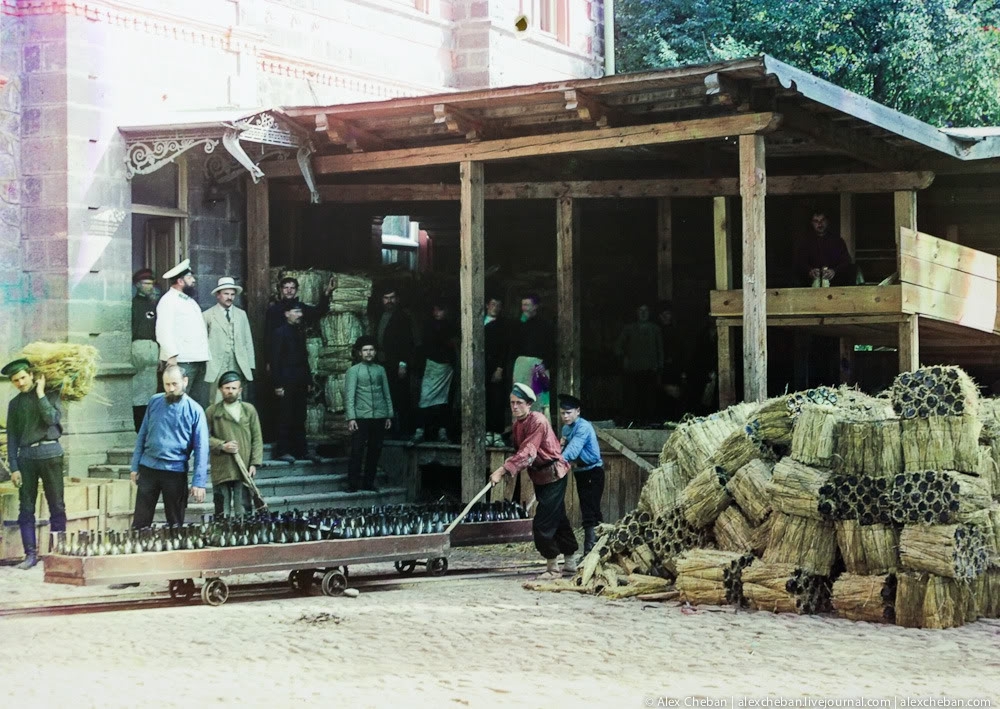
1,358,31,377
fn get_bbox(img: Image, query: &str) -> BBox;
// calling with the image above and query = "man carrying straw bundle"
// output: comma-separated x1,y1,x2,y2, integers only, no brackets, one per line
490,383,578,580
3,358,66,570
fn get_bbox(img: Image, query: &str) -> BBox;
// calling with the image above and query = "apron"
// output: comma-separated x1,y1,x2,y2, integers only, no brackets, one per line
131,340,160,406
418,359,453,408
513,355,546,413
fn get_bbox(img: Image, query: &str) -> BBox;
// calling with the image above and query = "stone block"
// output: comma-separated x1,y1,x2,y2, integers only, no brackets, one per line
23,206,69,238
21,105,68,137
22,136,68,174
23,72,68,105
456,31,489,50
191,248,228,277
23,42,67,73
66,299,128,334
24,14,67,44
22,174,67,205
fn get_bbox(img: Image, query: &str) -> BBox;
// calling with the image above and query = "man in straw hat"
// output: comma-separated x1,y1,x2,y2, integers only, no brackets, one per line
156,258,211,409
205,371,263,517
204,276,256,404
3,358,66,569
490,382,578,580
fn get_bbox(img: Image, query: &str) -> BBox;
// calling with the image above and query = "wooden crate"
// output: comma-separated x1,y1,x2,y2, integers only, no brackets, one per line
1,514,100,560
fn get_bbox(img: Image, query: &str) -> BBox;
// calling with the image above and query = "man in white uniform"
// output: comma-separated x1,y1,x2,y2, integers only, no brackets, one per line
156,258,211,409
204,276,256,404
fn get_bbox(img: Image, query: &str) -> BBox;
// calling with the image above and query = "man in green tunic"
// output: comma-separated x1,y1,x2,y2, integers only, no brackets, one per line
205,372,263,516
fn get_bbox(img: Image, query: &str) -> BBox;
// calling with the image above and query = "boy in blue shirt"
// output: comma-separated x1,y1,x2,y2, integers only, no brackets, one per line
559,394,604,555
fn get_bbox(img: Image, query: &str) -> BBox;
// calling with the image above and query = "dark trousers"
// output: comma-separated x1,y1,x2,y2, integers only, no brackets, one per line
348,419,386,491
389,371,412,436
418,403,449,440
532,475,579,560
274,385,308,458
178,361,208,411
213,480,247,517
18,455,66,552
486,379,506,433
574,466,605,528
133,465,188,528
624,371,658,425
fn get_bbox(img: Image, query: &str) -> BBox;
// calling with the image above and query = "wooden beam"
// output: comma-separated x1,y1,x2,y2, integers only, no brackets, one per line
556,196,582,401
901,283,1000,335
717,321,735,409
899,315,919,373
270,171,934,203
713,196,732,290
781,106,906,169
900,227,997,281
740,134,767,403
459,161,486,503
710,286,903,317
595,429,656,473
563,89,609,126
657,198,673,302
433,103,485,141
838,192,856,382
245,177,270,373
265,112,781,176
893,190,917,271
316,113,397,153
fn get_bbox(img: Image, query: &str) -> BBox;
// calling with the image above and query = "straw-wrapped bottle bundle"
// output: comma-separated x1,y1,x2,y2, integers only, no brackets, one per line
790,404,839,467
18,342,100,402
900,416,983,474
741,560,831,614
320,312,366,347
889,470,992,526
649,508,712,575
974,445,999,500
324,375,346,413
675,548,754,606
898,523,988,579
831,573,897,623
713,505,755,553
891,365,980,420
305,403,326,436
727,459,773,525
786,386,839,416
709,428,770,476
269,268,333,305
977,567,1000,618
818,474,890,524
835,520,899,575
316,345,355,376
768,457,829,520
680,466,732,529
306,337,323,377
748,513,774,555
748,396,794,446
833,416,902,478
894,571,972,629
965,504,1000,558
763,512,837,575
663,414,744,483
636,462,686,517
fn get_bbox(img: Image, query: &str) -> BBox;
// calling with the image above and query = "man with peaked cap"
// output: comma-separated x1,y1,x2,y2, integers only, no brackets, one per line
131,267,159,431
270,300,317,463
3,358,66,569
490,383,578,580
205,371,263,517
558,394,604,555
204,276,256,405
344,335,393,492
156,258,211,409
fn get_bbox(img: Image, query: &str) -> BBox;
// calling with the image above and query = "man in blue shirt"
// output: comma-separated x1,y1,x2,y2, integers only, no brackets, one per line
558,394,604,555
130,364,209,528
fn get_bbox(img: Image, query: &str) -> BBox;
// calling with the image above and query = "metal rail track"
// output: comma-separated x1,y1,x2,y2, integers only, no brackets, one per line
0,564,539,618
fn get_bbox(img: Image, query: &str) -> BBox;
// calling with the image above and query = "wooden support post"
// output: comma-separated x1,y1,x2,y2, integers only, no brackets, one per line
713,196,733,290
739,134,767,403
556,196,582,401
838,193,855,383
717,321,735,409
245,177,270,370
899,314,919,373
893,190,917,272
657,198,673,302
459,161,486,503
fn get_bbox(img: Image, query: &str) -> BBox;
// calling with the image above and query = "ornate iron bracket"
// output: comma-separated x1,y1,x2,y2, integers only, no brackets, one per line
125,136,219,179
296,145,321,204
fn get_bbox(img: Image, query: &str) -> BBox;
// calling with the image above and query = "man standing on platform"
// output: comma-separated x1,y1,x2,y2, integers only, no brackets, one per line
206,372,263,517
615,304,664,425
793,208,857,287
204,277,256,404
131,268,159,431
375,287,416,436
490,383,578,580
484,295,508,445
264,276,333,342
156,259,211,409
558,394,604,556
270,301,317,463
344,335,393,492
510,294,553,415
3,358,66,570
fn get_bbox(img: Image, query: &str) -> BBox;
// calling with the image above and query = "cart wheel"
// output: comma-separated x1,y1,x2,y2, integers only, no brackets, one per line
169,579,195,601
201,577,229,606
288,569,315,594
394,560,417,575
427,557,449,576
321,569,348,597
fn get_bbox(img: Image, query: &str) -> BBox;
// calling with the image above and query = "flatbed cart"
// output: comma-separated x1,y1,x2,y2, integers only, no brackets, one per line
43,533,451,606
389,518,533,576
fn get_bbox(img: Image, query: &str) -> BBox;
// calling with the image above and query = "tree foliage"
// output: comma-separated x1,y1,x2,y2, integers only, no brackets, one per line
615,0,1000,126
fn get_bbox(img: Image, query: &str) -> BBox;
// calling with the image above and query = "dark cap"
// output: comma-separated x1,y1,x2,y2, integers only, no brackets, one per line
558,394,582,410
132,268,154,283
217,371,243,388
1,358,31,377
354,335,377,350
282,299,304,313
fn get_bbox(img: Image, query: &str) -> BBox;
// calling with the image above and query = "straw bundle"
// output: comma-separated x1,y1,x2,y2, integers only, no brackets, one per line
709,429,769,475
768,457,829,520
664,415,744,482
324,375,345,413
323,413,350,441
305,404,326,436
891,365,979,420
306,337,322,376
749,397,794,446
790,404,839,467
675,548,754,606
728,459,773,525
316,345,355,376
899,523,988,579
978,567,1000,619
833,417,902,477
749,514,774,555
818,474,890,524
319,312,366,347
270,268,333,306
20,341,100,402
974,445,999,500
713,505,755,553
649,507,712,576
889,470,992,526
680,466,732,528
900,416,982,473
786,386,839,416
329,273,373,291
835,520,899,575
894,572,970,629
763,512,837,575
831,573,897,623
637,462,686,517
742,560,831,614
963,505,1000,560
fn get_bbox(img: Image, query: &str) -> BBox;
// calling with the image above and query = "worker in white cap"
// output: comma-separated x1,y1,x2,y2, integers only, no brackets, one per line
156,258,211,409
204,276,256,404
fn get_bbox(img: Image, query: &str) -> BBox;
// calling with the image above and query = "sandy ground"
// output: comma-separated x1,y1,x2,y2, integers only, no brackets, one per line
1,545,999,708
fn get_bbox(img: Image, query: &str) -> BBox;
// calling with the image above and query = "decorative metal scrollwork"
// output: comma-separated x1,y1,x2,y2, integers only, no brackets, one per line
125,137,219,179
204,148,292,184
227,112,300,148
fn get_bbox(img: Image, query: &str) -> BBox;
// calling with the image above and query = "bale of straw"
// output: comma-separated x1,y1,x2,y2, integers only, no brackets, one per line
790,404,839,467
762,512,837,576
270,268,333,306
675,548,754,606
713,505,755,553
834,417,902,478
324,375,346,413
973,445,998,499
894,572,968,629
899,523,988,579
680,466,732,529
835,520,866,575
316,345,355,376
831,573,897,624
728,459,773,525
664,415,744,483
900,416,982,473
749,397,794,446
637,462,686,518
977,567,1000,619
319,312,366,347
20,341,100,402
892,366,979,420
768,457,830,520
963,505,1000,560
890,470,992,526
860,524,900,574
742,560,830,614
709,429,768,476
748,514,773,556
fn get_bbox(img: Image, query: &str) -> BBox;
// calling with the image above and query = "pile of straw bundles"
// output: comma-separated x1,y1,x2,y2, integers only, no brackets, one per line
20,342,100,402
270,268,333,306
660,403,756,479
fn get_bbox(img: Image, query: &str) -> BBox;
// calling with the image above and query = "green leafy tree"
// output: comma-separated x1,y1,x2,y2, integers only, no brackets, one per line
615,0,1000,126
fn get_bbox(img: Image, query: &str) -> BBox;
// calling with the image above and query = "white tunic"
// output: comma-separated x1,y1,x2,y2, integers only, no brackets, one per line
156,287,211,363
